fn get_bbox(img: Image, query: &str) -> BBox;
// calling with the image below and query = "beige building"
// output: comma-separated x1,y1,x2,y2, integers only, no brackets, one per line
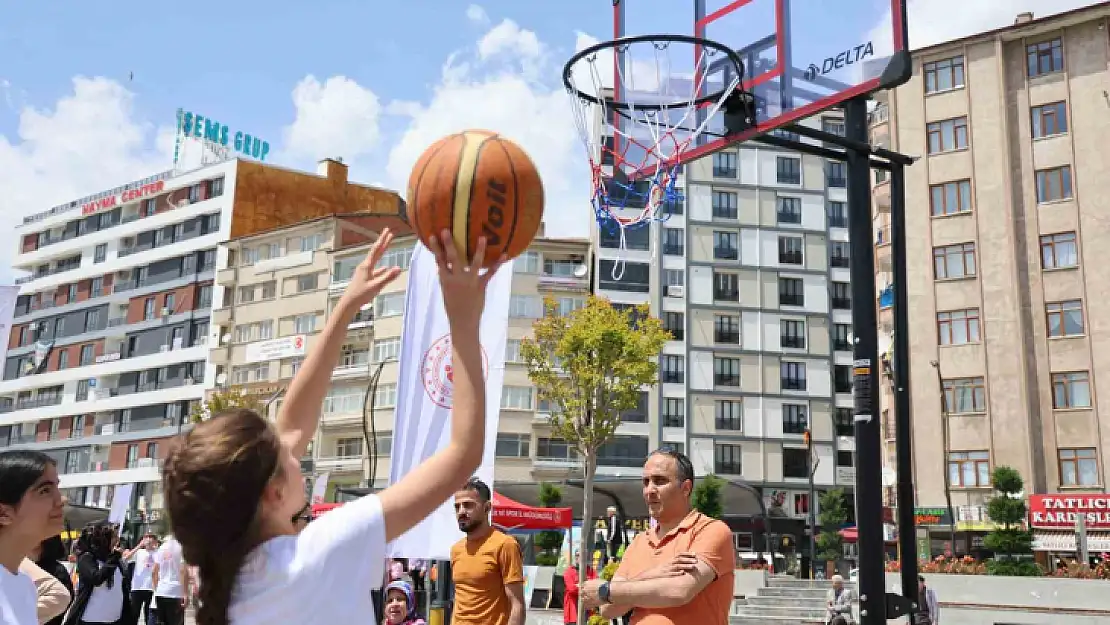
872,4,1110,522
210,214,591,498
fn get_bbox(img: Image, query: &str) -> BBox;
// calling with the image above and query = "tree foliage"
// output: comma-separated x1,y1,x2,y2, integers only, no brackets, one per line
692,474,726,519
535,482,565,558
984,466,1039,576
816,489,848,562
189,386,267,423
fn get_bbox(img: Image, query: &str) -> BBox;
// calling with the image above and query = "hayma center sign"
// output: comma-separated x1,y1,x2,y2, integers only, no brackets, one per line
177,109,270,161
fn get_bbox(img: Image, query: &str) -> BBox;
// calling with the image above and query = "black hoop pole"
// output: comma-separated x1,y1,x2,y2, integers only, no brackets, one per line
562,34,745,111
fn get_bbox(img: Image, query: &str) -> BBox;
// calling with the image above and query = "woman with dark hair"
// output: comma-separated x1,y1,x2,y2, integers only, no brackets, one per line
162,230,504,625
26,535,74,625
63,522,132,625
0,450,67,625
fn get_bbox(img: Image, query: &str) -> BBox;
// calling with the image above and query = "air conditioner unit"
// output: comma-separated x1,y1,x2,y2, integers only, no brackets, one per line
666,285,685,298
161,307,171,317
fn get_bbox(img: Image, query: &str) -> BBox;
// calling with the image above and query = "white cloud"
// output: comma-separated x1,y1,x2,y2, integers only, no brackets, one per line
281,75,383,162
466,4,489,26
0,77,171,283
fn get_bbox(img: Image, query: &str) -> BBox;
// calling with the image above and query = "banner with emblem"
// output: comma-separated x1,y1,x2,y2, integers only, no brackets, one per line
387,243,513,561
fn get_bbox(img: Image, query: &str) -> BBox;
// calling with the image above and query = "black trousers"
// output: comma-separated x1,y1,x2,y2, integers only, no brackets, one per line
154,597,184,625
130,590,154,625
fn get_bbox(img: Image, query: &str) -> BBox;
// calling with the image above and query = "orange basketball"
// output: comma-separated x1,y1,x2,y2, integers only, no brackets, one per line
405,130,544,268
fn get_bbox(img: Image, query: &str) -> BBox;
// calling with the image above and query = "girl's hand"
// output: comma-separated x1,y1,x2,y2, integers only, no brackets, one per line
427,230,507,332
338,228,403,311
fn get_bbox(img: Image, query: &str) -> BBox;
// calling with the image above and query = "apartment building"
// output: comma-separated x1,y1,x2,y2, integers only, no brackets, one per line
0,156,403,521
872,4,1110,551
591,110,859,543
210,219,592,500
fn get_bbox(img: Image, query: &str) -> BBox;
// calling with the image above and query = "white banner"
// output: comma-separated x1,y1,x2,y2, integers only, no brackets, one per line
388,244,513,560
109,484,133,525
0,286,18,360
310,471,331,505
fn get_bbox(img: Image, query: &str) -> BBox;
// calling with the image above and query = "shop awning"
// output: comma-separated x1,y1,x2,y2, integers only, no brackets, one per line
840,527,858,541
312,492,574,531
1033,530,1110,552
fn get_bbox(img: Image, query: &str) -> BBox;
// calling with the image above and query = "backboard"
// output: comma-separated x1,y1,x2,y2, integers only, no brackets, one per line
610,0,910,169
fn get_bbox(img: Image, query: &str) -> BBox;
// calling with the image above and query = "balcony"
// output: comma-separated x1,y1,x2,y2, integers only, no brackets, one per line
333,361,371,380
715,330,740,344
537,274,589,293
873,179,891,213
0,344,209,396
714,247,739,261
58,464,164,489
315,455,364,472
0,383,204,427
348,308,374,331
0,395,63,413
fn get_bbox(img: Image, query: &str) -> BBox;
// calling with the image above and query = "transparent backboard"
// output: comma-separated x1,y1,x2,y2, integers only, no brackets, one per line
611,0,909,168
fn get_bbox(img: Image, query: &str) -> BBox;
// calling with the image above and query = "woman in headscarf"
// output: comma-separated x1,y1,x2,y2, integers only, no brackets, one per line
382,580,425,625
63,522,131,625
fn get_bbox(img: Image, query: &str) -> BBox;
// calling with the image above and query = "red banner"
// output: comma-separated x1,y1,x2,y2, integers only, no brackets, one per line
1028,494,1110,529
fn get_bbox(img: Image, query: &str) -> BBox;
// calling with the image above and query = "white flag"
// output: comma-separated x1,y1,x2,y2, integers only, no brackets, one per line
387,243,513,560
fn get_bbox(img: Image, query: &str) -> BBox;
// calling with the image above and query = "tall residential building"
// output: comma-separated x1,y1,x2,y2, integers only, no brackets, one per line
0,156,401,524
872,4,1110,550
591,110,859,545
211,218,591,501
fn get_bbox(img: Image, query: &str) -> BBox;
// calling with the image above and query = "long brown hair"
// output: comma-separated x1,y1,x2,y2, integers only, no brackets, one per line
162,409,282,625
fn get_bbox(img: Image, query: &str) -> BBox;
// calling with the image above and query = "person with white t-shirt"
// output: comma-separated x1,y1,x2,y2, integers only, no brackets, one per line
62,522,131,625
162,229,504,625
151,536,188,625
126,534,159,625
0,450,67,625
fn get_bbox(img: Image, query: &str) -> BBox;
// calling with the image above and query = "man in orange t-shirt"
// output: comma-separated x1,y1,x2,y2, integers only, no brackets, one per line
581,449,736,625
449,477,526,625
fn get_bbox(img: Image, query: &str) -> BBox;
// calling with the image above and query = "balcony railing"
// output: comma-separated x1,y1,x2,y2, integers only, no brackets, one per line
0,395,64,413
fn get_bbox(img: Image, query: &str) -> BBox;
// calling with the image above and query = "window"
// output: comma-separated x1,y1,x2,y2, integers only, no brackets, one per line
143,297,155,320
1059,448,1098,487
781,361,806,390
509,295,542,318
514,251,540,274
715,400,742,430
714,357,740,386
599,225,649,251
293,314,317,334
776,277,803,307
231,363,271,384
300,233,324,252
783,448,810,479
776,157,801,184
929,180,972,217
778,236,803,265
937,309,980,345
536,437,578,461
197,285,212,308
295,273,319,293
830,241,850,268
663,312,684,341
826,162,846,187
378,246,414,271
661,355,685,383
832,324,851,352
662,398,684,427
260,281,276,300
238,286,255,304
777,197,801,224
146,442,159,459
501,386,534,410
712,191,738,219
598,260,650,293
949,451,991,487
835,408,854,436
663,228,684,255
933,243,976,279
126,445,140,469
57,350,69,370
1032,102,1067,138
713,232,738,259
834,365,852,393
1027,38,1064,77
712,152,737,177
780,319,805,349
924,56,965,93
822,120,845,136
1040,232,1078,269
827,201,848,228
84,309,101,332
831,282,851,309
715,444,742,475
1046,300,1084,337
554,297,585,317
79,344,94,365
715,315,740,344
1035,166,1072,203
376,293,406,318
495,434,531,458
1052,372,1091,409
783,404,808,434
926,117,968,154
335,437,363,458
942,377,987,413
94,244,107,263
374,384,397,408
713,272,739,301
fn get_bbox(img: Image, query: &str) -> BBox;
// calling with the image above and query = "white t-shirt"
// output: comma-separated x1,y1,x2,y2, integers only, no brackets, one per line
131,549,156,592
0,567,37,625
229,494,386,625
154,538,186,598
83,567,124,624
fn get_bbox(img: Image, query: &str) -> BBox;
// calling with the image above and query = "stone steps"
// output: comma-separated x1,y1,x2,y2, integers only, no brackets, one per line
745,595,830,608
730,616,824,625
733,604,829,619
757,586,837,599
731,578,855,625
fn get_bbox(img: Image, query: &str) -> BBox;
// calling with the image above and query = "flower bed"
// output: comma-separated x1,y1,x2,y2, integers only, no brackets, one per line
884,553,1110,579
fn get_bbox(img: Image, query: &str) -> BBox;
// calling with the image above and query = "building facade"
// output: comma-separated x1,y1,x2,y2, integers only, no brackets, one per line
0,156,402,524
872,4,1110,551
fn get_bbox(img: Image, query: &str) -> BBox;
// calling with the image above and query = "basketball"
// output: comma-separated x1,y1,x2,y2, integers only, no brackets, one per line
405,130,544,268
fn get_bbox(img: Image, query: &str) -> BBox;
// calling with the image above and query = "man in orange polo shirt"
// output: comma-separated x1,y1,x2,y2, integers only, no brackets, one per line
581,449,735,625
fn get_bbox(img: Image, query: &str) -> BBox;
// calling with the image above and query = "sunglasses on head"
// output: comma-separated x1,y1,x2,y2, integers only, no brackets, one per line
292,502,312,525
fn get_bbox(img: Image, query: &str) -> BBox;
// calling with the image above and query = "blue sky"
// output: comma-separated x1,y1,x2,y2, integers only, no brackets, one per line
0,0,1094,282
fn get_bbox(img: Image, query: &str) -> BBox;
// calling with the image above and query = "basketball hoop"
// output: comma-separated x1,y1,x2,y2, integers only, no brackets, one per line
563,33,748,272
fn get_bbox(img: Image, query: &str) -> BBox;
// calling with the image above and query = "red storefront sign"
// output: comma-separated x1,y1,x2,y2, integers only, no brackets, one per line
81,180,166,215
1028,494,1110,529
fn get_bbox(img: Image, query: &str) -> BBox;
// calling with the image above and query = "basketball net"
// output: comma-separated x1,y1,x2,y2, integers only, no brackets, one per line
566,39,740,280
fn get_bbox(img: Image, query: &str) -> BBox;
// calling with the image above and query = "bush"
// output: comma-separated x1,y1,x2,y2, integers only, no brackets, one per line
536,552,560,566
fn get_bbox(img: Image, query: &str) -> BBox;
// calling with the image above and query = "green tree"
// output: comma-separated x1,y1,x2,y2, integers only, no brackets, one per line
535,482,564,566
692,474,726,519
984,466,1040,576
521,296,670,625
816,489,848,565
189,387,266,423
